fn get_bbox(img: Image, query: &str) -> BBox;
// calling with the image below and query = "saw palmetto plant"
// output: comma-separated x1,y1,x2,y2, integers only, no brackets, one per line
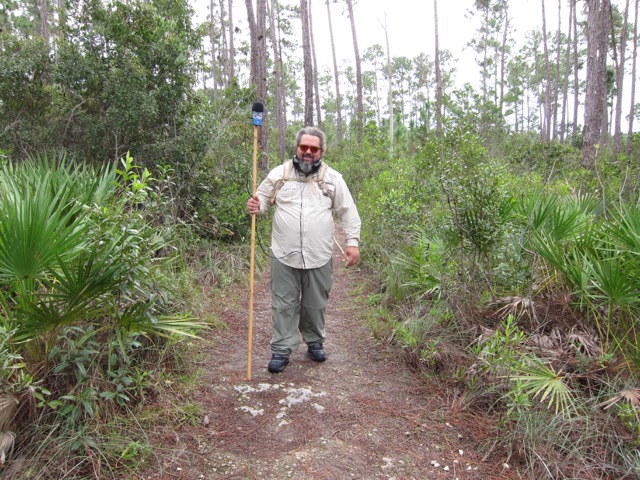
0,153,202,474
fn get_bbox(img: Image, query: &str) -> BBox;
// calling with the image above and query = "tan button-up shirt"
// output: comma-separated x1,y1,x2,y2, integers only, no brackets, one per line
256,161,361,269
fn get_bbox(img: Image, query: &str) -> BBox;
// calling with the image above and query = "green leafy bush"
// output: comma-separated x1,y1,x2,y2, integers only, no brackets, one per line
0,153,201,478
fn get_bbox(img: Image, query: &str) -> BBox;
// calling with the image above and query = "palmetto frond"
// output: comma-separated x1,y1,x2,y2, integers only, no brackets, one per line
597,387,640,427
607,204,640,255
585,255,640,309
510,359,576,417
0,394,18,432
492,296,537,322
0,155,116,285
0,430,15,465
0,180,89,283
390,232,444,300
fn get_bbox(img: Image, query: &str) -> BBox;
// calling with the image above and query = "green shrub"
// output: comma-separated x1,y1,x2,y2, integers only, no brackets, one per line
0,153,202,478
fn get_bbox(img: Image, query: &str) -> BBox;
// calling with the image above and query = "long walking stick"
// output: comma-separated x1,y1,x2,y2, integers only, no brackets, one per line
247,102,263,381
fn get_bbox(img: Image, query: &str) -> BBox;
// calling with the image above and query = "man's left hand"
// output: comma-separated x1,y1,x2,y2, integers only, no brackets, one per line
344,246,360,267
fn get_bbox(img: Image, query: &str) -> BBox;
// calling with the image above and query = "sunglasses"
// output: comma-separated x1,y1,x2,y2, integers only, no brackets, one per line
298,144,321,154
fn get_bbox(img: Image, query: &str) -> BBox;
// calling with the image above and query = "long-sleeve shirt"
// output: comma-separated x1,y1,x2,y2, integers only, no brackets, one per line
255,160,361,269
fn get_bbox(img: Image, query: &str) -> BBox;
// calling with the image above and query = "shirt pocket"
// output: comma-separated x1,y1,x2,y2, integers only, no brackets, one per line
322,181,336,207
277,181,301,204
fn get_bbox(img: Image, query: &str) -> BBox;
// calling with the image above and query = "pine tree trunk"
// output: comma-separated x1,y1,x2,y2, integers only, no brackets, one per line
276,5,289,129
268,0,286,159
245,0,258,87
256,0,267,102
481,7,488,100
245,0,269,169
572,0,580,140
57,0,66,36
301,0,314,126
531,35,541,133
600,4,611,143
383,17,394,152
345,0,364,144
583,0,610,169
40,0,49,43
309,0,323,128
560,0,573,143
499,8,509,115
434,0,442,136
257,0,268,168
541,0,552,142
552,0,562,140
373,57,381,126
527,88,532,131
228,0,235,83
627,0,638,154
613,0,630,158
326,0,343,140
209,0,218,99
217,0,229,87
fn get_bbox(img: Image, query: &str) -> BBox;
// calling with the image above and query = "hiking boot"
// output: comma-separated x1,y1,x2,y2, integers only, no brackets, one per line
268,354,289,373
307,343,326,362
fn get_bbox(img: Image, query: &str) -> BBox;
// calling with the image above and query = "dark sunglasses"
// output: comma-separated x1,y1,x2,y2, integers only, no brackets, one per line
298,144,321,154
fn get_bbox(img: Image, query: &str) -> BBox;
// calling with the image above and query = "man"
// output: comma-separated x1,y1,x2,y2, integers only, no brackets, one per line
246,126,361,373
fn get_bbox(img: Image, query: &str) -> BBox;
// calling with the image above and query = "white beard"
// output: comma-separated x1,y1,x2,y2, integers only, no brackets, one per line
294,155,322,174
298,160,314,173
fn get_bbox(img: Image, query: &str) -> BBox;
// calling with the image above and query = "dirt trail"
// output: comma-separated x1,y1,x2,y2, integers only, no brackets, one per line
144,229,515,480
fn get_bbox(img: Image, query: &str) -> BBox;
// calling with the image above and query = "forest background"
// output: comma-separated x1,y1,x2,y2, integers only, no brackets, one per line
1,0,640,478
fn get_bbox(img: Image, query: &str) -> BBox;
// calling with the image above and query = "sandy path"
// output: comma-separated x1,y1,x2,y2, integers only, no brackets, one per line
143,227,515,480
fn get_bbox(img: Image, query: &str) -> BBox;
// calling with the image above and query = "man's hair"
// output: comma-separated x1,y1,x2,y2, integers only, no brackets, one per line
295,126,326,152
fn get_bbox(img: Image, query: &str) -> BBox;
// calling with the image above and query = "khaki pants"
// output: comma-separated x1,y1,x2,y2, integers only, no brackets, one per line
270,256,333,356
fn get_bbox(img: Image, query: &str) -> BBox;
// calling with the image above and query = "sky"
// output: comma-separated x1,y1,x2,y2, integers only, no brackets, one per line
190,0,550,89
187,0,639,131
308,0,544,84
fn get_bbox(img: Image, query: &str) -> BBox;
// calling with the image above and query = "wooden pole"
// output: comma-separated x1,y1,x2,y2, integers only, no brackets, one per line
247,102,263,381
247,123,258,381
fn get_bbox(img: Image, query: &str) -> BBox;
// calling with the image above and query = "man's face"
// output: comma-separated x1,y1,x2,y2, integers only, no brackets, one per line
296,134,323,164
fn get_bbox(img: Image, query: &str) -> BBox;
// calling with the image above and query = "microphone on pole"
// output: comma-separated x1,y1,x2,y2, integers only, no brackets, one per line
252,102,264,126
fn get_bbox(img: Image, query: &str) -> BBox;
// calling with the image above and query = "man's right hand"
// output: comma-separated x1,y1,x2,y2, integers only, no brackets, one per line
247,195,261,215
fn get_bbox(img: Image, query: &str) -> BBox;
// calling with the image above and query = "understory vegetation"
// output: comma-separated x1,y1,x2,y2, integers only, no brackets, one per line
0,153,208,477
343,126,640,479
1,119,640,479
